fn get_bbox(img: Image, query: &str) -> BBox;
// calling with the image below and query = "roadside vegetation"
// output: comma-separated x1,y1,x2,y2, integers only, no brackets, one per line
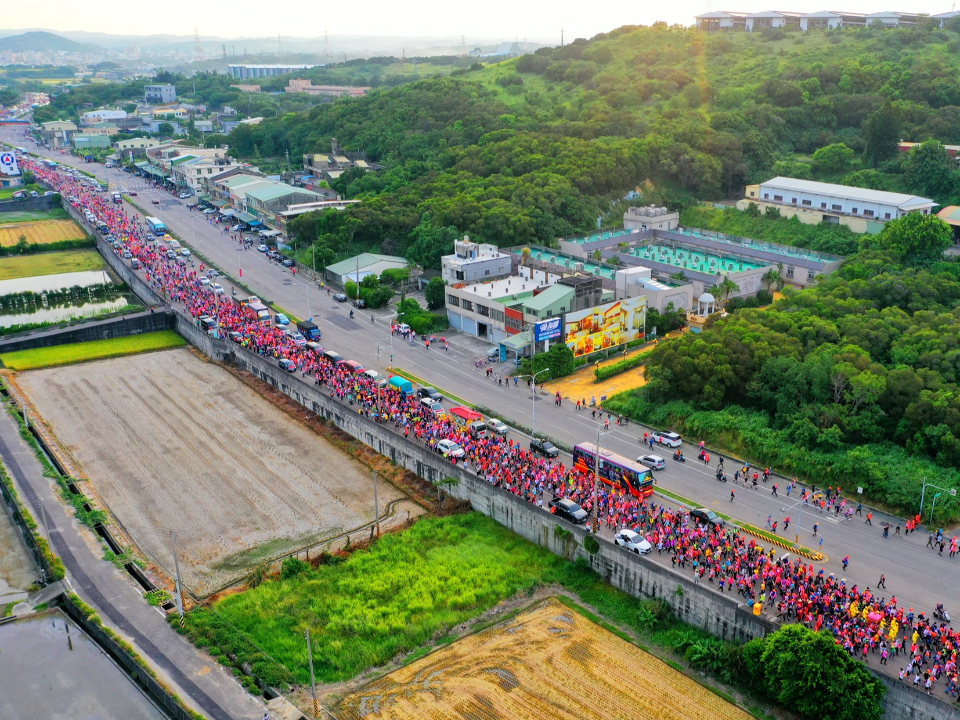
0,330,186,371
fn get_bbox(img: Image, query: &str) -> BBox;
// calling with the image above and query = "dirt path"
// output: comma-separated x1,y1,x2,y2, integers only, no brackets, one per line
17,348,421,595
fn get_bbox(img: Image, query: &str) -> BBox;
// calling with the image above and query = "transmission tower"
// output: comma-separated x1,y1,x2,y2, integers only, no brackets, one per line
193,27,204,63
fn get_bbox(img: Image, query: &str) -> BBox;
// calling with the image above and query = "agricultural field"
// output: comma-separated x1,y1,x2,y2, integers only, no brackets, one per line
0,249,106,281
0,331,185,370
339,598,753,720
15,348,421,594
0,219,86,247
0,208,70,224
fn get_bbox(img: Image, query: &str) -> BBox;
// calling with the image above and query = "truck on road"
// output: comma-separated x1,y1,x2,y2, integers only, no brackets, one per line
297,320,321,341
388,376,415,398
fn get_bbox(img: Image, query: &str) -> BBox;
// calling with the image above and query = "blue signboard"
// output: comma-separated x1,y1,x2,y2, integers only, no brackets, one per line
534,317,562,342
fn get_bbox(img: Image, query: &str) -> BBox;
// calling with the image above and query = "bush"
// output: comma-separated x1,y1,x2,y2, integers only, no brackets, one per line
280,557,309,579
380,268,410,287
396,297,448,334
519,342,576,381
345,277,394,309
595,352,647,382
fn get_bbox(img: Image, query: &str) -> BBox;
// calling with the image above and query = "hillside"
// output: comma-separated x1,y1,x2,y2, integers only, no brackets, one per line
221,22,960,267
0,31,102,54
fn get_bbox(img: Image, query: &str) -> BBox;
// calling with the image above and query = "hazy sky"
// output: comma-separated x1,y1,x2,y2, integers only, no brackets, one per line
3,0,958,41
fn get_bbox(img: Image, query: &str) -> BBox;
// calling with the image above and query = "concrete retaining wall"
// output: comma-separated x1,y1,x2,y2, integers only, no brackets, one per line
0,195,59,214
0,311,175,354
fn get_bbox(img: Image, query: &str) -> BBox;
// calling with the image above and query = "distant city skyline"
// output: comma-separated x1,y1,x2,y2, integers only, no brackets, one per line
2,0,959,44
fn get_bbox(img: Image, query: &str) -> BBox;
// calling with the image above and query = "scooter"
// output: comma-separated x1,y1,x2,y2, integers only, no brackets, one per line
934,606,951,623
672,453,686,463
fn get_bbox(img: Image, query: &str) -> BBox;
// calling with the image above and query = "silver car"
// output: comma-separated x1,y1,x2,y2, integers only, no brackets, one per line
486,418,509,435
637,454,666,470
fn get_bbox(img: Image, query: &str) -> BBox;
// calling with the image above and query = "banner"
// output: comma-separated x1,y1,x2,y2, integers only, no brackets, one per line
0,151,19,176
534,316,562,342
564,296,646,358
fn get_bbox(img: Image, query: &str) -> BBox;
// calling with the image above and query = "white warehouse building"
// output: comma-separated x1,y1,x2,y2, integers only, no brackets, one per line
740,176,935,233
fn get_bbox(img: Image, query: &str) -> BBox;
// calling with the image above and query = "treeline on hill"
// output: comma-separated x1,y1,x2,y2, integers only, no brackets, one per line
213,21,960,269
608,214,960,518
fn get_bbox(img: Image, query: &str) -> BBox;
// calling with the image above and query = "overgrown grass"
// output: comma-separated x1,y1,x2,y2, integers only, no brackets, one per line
0,330,186,371
0,209,69,225
0,249,106,281
179,514,566,685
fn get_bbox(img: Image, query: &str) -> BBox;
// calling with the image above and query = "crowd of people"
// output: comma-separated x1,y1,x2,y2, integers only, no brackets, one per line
28,157,960,696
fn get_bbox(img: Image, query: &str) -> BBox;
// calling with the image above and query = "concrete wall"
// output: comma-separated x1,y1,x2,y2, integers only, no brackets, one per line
0,195,60,214
0,311,175,354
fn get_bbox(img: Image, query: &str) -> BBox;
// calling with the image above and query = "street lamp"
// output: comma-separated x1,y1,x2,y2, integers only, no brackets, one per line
376,341,393,412
592,420,612,534
518,367,550,438
919,478,956,525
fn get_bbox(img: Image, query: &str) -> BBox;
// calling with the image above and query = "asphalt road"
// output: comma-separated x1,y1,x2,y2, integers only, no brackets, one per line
10,131,958,625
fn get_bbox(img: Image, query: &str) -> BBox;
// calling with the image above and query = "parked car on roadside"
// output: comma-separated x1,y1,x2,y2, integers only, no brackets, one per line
652,431,682,448
614,528,652,554
689,507,725,529
436,439,465,458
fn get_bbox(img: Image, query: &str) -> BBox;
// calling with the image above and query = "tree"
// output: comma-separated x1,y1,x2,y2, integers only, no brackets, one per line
841,169,887,191
755,625,885,720
424,276,446,310
902,139,957,200
862,100,900,168
771,160,812,180
880,212,953,265
713,277,740,305
762,268,784,292
157,122,175,138
406,215,460,271
812,143,854,175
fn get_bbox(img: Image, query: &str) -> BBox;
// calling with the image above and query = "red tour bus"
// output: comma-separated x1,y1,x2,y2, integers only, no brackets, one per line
572,442,655,499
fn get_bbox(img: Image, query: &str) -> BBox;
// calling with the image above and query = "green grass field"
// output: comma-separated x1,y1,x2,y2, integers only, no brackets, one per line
0,331,186,371
0,249,106,282
0,208,70,225
182,514,565,685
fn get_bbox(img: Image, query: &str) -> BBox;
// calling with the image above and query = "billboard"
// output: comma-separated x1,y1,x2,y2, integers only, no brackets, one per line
534,316,562,342
0,151,19,176
564,296,646,358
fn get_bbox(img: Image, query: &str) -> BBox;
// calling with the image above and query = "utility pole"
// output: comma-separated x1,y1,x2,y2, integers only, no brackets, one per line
170,532,185,627
373,470,380,537
592,424,610,534
306,629,319,718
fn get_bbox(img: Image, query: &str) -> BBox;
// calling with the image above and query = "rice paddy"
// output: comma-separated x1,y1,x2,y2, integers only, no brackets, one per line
0,219,86,247
339,598,754,720
0,249,106,282
0,331,186,371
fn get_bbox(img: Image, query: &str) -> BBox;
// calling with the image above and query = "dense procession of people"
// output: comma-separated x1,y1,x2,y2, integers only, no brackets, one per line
29,157,960,697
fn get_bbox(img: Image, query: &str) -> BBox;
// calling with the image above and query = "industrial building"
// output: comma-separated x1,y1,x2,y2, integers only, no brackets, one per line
696,10,960,31
441,237,512,284
229,64,316,79
741,176,935,233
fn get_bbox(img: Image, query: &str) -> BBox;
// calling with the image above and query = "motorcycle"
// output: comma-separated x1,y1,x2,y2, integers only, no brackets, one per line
672,453,686,463
935,606,951,623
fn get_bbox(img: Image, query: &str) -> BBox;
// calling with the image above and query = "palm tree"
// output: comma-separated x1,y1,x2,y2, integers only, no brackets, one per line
763,267,785,292
592,249,603,262
716,276,740,306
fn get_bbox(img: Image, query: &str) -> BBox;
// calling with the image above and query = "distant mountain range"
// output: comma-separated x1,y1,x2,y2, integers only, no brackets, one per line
0,29,552,58
0,31,103,54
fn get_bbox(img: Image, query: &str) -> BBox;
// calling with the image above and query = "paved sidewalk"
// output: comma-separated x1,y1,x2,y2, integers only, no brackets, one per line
0,407,265,720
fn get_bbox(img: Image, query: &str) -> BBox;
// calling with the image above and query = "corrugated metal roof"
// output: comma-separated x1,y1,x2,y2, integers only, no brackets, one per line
760,177,933,208
521,284,574,312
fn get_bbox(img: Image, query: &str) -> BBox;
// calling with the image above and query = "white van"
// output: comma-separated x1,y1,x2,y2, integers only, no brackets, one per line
167,239,181,251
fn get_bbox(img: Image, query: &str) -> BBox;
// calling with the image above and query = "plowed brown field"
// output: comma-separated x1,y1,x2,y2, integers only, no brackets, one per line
17,348,420,595
339,598,753,720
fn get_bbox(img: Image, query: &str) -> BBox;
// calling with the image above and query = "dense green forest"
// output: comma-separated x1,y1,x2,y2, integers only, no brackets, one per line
213,22,960,268
609,213,960,516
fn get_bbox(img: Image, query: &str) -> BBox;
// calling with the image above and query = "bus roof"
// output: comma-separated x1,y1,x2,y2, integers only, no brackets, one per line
574,442,649,470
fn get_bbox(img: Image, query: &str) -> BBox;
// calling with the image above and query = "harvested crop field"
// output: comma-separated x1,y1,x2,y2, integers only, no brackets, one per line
0,219,86,246
339,598,753,720
17,348,421,595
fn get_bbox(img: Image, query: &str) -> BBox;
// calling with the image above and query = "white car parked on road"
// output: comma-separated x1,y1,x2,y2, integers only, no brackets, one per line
614,528,652,555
